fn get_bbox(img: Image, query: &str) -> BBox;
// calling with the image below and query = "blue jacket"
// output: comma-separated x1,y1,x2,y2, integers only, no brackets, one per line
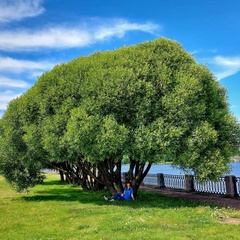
123,187,134,200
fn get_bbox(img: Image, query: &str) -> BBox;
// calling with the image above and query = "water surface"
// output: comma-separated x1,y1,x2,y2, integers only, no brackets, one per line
122,162,240,177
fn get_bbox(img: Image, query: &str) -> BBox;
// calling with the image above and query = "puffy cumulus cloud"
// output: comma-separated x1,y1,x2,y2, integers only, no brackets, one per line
0,19,160,51
212,56,240,80
0,0,44,23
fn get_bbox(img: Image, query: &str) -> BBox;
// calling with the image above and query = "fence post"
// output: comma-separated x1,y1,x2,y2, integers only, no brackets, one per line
225,175,238,197
185,175,195,192
157,173,165,188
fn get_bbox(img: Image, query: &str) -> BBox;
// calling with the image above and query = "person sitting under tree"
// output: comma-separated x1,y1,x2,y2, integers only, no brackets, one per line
104,182,135,201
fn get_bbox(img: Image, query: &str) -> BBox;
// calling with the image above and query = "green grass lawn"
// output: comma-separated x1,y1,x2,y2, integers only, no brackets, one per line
0,174,240,240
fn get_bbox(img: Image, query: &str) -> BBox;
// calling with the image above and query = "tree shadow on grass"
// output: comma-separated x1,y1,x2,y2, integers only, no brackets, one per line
22,179,214,209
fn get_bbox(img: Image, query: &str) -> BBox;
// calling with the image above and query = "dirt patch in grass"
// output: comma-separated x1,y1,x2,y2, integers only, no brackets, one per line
222,218,240,225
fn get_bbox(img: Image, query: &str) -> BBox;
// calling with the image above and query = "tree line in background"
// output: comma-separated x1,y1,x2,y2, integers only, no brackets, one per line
0,38,239,195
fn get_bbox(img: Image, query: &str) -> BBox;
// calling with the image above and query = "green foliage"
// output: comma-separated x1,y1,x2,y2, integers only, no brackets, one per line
0,38,240,191
0,99,45,191
64,107,129,162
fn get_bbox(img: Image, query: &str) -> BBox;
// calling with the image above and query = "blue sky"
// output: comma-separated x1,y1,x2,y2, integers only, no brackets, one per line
0,0,239,120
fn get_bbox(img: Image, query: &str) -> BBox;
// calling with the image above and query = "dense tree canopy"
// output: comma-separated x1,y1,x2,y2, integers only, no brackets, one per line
0,38,239,194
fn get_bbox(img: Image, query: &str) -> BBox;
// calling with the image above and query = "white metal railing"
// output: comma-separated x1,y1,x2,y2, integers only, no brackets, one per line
121,172,240,197
143,174,158,186
236,177,240,196
163,174,185,190
193,177,226,195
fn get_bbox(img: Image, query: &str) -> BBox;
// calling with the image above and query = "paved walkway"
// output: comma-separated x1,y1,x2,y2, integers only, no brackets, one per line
140,186,240,209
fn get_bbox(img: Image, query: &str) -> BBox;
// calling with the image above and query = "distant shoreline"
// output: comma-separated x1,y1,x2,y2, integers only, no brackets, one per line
231,156,240,162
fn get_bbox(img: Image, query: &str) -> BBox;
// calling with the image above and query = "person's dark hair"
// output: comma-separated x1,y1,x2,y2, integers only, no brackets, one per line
126,182,132,186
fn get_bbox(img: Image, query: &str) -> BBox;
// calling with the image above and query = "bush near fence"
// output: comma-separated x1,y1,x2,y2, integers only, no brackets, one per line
121,173,240,197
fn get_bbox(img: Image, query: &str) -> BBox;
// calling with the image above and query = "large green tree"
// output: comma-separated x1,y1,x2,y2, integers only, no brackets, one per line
0,38,239,194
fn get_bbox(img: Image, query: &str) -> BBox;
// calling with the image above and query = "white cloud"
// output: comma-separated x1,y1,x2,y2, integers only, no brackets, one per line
190,50,200,55
0,17,160,118
0,90,21,110
189,49,218,56
212,56,240,80
215,56,240,67
0,57,57,117
0,0,44,23
0,56,56,73
0,76,29,88
94,20,159,40
0,20,160,51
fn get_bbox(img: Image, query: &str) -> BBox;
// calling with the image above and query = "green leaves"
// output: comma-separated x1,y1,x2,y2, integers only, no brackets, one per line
64,107,129,162
1,38,240,191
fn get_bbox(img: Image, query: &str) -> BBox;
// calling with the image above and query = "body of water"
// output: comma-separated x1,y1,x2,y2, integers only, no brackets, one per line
122,162,240,177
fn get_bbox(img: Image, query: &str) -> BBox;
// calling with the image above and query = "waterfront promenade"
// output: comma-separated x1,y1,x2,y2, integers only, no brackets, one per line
140,185,240,209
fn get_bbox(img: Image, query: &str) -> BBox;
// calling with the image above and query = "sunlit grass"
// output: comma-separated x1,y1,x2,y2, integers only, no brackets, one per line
0,174,240,240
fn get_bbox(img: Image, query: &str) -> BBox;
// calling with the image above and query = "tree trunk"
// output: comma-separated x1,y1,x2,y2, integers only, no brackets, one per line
49,159,151,197
126,159,152,196
59,170,65,182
